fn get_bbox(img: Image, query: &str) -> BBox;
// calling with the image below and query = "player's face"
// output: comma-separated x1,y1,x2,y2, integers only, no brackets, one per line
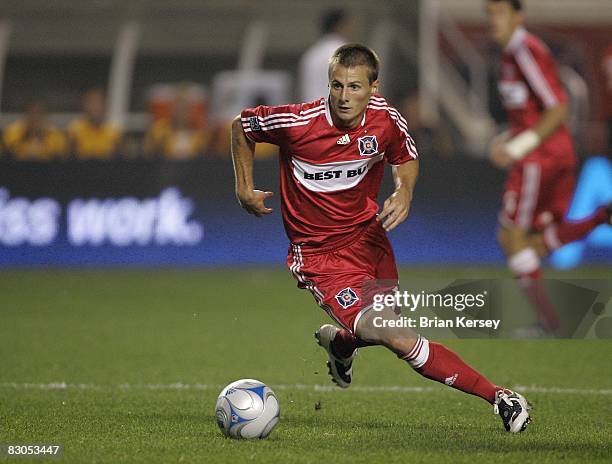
25,102,46,130
486,1,522,46
328,64,378,129
83,92,106,123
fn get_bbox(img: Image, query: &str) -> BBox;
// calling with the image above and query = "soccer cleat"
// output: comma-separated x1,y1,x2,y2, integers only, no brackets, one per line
314,324,356,389
494,390,532,433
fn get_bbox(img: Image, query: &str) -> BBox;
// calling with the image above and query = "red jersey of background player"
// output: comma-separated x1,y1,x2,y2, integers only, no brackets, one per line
602,44,612,120
240,95,417,251
498,27,575,164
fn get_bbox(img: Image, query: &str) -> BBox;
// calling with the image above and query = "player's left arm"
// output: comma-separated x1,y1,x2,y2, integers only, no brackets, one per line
378,159,419,232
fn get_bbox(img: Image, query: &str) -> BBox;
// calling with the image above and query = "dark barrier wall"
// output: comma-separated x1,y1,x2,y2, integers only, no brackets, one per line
0,156,610,267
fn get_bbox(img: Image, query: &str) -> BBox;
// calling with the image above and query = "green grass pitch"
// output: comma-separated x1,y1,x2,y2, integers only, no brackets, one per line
1,267,610,463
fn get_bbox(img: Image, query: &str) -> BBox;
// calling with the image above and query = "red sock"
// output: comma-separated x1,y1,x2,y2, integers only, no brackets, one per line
402,337,500,404
508,248,560,331
332,329,375,358
543,207,609,251
517,269,560,331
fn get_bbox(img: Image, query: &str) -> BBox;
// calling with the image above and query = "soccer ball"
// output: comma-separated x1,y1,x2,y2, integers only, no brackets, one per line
215,379,280,439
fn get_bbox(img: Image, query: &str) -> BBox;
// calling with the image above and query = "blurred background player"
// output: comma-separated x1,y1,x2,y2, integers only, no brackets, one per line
299,8,352,103
233,44,531,433
2,100,67,161
486,0,611,335
602,43,612,156
143,87,208,159
68,88,123,160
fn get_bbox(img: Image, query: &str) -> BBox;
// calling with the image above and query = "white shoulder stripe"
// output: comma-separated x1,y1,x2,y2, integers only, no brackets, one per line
367,104,418,159
368,104,411,137
243,116,319,133
300,104,326,115
243,121,309,133
243,116,307,127
382,107,410,135
515,46,558,108
262,104,325,122
259,109,324,126
241,106,324,127
368,102,410,132
240,104,325,124
258,112,300,121
242,109,325,130
369,95,387,104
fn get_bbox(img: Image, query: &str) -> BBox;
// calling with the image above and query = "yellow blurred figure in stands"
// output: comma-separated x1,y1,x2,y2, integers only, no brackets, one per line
68,88,123,159
3,100,67,160
143,90,208,159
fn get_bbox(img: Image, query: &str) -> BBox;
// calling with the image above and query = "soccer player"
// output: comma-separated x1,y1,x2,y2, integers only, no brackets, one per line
68,88,123,160
486,0,611,335
299,9,351,103
231,44,531,433
143,90,208,160
3,100,67,161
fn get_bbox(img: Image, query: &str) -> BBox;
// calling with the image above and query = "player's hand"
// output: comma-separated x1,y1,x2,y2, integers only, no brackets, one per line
489,143,514,169
378,187,412,232
236,189,274,217
488,131,514,169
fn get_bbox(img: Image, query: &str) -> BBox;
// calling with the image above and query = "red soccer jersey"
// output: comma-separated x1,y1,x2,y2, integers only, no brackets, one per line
241,95,418,251
602,44,612,118
498,27,575,162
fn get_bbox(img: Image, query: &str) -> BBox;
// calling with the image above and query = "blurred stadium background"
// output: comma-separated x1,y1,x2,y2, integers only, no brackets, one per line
0,0,610,267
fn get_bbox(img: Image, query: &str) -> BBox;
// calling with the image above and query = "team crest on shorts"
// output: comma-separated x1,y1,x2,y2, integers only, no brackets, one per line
249,116,261,131
358,135,378,156
335,287,359,309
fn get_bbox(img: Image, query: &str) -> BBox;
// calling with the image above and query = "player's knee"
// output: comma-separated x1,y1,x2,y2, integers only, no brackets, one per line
354,308,418,354
496,227,510,251
354,316,383,344
528,232,548,257
501,226,530,255
385,334,419,354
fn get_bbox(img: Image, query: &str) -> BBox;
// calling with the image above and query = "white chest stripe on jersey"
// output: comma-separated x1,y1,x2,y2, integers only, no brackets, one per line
498,81,529,109
291,154,384,193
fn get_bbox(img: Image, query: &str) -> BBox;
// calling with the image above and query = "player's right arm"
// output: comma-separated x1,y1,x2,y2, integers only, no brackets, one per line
230,116,273,217
490,105,568,169
491,38,569,168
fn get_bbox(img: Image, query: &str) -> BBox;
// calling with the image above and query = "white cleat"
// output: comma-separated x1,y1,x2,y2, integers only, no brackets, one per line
314,324,356,389
494,390,532,433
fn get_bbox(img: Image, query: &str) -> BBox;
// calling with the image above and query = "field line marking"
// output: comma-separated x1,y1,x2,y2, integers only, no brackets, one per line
0,382,611,395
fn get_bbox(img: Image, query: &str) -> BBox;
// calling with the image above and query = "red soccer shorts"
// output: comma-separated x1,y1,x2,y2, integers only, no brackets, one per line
286,218,398,333
499,156,576,230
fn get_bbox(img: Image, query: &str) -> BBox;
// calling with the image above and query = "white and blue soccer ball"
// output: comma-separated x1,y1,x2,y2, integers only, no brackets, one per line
215,379,280,439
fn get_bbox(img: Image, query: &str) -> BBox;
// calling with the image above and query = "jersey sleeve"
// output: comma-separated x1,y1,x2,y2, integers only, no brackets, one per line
515,40,568,109
240,103,304,146
384,108,419,165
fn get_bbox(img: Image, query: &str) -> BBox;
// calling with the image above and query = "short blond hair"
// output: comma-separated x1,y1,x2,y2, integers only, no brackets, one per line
328,43,380,84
